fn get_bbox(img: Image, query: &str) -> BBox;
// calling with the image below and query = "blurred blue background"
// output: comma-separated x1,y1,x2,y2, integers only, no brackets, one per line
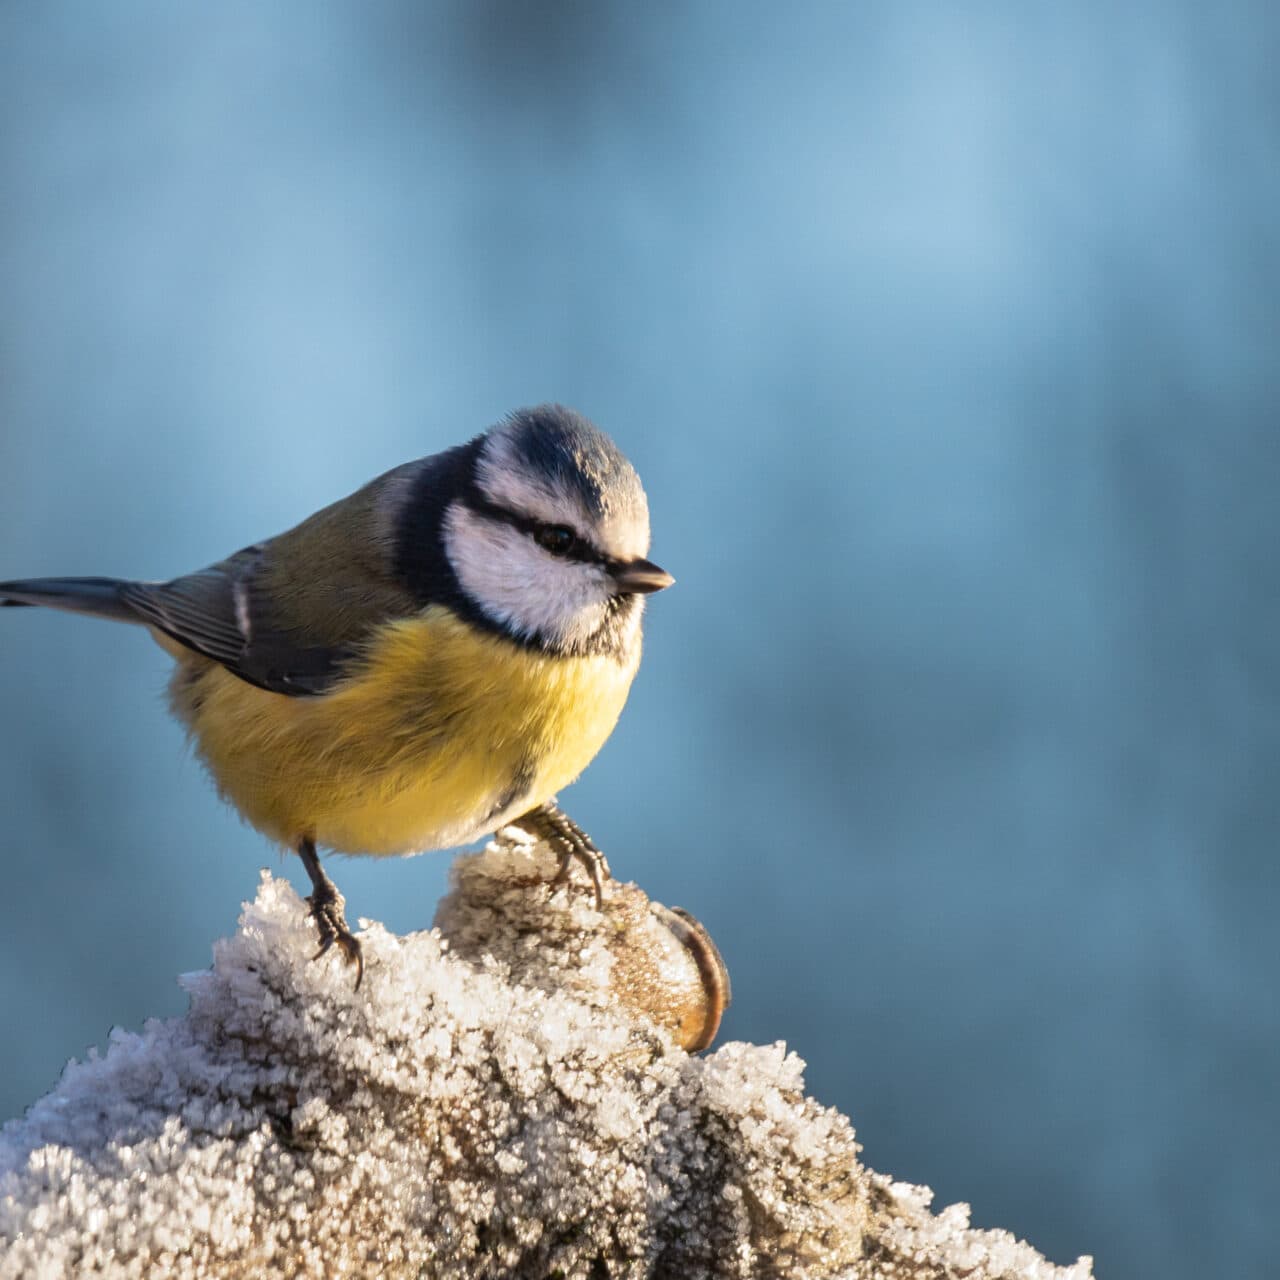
2,3,1277,1275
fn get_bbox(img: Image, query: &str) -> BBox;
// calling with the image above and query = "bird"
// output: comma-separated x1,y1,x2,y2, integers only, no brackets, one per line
1,404,673,985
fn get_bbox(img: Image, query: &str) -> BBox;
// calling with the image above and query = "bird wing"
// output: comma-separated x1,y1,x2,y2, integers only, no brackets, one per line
119,547,372,696
123,461,435,696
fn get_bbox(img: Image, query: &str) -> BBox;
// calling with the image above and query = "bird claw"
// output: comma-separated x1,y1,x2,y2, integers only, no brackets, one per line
306,885,364,988
296,836,364,989
550,842,610,909
515,802,611,909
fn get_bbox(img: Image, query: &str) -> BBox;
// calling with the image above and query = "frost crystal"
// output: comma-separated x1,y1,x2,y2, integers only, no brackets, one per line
0,842,1093,1279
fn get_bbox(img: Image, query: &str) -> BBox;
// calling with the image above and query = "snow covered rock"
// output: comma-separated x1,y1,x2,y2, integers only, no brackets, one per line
0,840,1093,1279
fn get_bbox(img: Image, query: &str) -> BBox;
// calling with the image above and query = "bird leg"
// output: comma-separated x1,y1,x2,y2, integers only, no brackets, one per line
296,836,364,988
508,801,612,908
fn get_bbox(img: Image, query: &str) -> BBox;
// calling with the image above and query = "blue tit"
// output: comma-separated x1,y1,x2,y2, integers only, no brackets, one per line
1,405,673,983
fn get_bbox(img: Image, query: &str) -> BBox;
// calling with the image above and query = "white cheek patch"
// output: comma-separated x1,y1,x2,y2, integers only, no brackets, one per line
443,503,616,650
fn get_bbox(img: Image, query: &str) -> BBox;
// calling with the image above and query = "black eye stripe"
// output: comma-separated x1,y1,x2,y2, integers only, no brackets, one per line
465,492,609,567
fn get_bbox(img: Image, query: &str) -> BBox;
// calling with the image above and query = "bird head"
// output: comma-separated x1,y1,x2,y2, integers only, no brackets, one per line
439,405,672,656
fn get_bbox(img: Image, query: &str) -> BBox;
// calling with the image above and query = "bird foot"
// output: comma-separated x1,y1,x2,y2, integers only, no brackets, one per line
296,836,364,989
307,884,364,988
511,802,612,908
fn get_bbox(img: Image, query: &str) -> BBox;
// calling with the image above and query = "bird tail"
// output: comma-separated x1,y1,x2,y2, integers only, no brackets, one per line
0,576,145,625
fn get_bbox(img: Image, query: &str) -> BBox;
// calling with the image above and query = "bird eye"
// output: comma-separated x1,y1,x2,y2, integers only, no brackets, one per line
535,524,577,556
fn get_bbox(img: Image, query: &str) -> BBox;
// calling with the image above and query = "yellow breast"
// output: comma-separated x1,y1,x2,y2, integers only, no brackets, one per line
164,606,641,854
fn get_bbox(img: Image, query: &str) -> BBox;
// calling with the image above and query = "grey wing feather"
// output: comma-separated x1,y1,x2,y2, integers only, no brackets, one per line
121,570,247,663
120,549,357,696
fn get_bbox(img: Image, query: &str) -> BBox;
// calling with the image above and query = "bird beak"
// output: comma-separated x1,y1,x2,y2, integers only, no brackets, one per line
610,557,675,595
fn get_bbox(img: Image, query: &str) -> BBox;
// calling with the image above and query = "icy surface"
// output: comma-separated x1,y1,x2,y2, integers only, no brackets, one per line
0,842,1094,1279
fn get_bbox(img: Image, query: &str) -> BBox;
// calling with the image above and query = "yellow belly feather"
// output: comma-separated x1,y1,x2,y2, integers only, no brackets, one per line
161,607,640,854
